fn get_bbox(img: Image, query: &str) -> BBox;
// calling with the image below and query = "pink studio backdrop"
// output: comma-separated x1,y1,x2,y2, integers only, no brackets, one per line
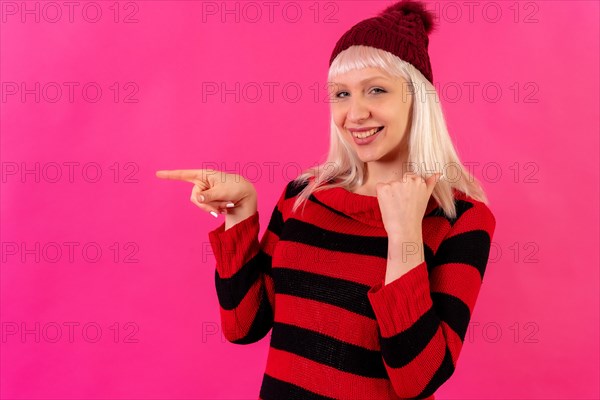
1,1,598,399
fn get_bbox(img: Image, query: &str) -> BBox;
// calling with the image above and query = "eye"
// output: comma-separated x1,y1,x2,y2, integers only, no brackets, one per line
334,87,385,98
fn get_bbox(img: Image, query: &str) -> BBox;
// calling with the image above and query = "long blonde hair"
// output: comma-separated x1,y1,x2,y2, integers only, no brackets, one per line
290,45,489,220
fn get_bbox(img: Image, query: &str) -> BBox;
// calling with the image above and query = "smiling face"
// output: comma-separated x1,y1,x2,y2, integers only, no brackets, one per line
329,67,413,166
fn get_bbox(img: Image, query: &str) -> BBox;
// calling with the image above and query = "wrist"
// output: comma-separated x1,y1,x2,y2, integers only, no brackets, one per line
238,193,257,214
387,234,423,260
224,193,257,231
388,229,422,244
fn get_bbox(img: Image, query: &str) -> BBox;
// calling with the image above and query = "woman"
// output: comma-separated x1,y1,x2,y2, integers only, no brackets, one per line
157,1,496,399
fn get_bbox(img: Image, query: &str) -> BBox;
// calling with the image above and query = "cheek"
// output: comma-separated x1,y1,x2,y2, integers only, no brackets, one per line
331,109,345,127
386,112,409,129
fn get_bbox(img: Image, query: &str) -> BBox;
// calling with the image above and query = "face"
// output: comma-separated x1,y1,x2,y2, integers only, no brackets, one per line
329,67,413,165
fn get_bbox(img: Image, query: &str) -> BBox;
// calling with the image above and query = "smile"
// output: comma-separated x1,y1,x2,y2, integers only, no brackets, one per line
350,126,384,138
351,126,384,145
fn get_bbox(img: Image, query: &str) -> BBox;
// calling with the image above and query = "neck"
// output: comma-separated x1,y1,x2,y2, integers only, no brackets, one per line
360,153,411,193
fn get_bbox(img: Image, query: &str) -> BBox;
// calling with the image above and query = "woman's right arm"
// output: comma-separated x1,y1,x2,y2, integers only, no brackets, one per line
208,187,286,344
155,169,285,344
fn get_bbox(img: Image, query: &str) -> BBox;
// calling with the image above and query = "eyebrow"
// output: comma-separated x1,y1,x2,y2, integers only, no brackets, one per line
329,76,389,86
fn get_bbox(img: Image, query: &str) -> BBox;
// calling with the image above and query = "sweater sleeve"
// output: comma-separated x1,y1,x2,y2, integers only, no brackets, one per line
366,199,496,398
207,186,287,345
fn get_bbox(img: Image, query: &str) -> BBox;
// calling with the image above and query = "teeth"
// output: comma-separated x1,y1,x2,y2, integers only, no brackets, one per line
351,127,381,138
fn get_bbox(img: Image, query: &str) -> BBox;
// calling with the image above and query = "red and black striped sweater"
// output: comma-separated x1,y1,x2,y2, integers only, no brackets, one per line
208,178,496,400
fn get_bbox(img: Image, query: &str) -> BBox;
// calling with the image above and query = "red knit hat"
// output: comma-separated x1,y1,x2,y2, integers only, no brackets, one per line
329,0,437,83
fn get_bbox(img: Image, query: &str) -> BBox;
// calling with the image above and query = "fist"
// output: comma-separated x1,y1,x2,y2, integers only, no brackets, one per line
375,172,442,238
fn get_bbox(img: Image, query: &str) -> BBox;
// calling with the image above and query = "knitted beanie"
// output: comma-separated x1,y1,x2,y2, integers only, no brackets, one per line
329,0,437,83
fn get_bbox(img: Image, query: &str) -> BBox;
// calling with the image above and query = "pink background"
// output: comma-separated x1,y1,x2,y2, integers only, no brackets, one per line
1,1,598,399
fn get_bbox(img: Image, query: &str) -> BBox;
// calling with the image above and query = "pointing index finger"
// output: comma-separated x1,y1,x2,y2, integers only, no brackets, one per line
156,169,204,183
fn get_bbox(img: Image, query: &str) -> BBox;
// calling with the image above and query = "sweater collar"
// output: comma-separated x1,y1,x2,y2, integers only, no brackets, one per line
311,183,439,229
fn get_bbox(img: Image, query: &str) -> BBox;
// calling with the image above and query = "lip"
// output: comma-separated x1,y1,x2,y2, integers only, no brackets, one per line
352,126,384,145
347,126,383,133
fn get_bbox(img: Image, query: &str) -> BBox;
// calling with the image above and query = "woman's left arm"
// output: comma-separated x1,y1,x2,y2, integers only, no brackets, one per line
367,199,497,399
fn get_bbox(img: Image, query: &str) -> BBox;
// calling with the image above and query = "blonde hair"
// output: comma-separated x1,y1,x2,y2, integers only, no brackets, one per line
290,45,489,220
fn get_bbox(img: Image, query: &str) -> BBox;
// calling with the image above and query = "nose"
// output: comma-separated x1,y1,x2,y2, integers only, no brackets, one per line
346,97,371,123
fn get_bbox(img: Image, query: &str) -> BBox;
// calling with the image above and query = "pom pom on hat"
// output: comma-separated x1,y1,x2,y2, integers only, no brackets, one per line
329,0,437,83
378,0,436,35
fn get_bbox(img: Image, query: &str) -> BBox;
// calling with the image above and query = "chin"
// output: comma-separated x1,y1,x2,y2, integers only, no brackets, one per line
355,152,381,163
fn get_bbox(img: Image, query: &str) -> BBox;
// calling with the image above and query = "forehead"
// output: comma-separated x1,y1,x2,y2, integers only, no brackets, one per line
328,68,398,86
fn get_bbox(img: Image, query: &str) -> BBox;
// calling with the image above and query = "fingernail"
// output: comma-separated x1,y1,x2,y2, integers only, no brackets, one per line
210,211,218,218
226,202,235,208
199,195,205,202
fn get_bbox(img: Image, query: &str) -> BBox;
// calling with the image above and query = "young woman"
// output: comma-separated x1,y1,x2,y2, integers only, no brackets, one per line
157,1,496,399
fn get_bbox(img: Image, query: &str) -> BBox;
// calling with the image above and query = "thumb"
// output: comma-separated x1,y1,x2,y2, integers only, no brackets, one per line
427,172,442,192
198,186,223,203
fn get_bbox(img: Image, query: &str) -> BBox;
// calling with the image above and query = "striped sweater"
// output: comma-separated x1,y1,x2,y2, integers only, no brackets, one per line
208,178,496,400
